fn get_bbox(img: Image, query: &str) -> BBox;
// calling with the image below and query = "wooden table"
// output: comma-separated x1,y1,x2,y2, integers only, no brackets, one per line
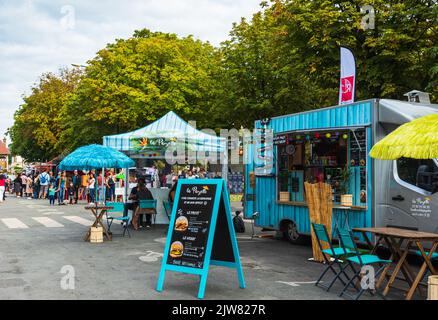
354,227,438,300
84,205,114,242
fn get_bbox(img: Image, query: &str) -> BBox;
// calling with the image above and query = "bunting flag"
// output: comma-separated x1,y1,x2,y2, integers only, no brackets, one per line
339,46,356,105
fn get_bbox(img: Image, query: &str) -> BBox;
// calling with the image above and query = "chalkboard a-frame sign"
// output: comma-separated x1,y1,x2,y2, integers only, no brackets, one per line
156,179,245,299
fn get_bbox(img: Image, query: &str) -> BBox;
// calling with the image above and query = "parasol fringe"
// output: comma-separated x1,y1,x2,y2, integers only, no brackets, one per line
370,114,438,160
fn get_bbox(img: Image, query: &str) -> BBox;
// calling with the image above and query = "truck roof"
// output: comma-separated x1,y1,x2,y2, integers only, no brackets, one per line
378,99,438,125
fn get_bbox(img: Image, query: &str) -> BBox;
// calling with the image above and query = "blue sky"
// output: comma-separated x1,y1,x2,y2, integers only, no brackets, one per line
0,0,262,142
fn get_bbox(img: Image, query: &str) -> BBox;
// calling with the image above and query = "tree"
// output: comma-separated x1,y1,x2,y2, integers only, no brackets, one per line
210,0,438,130
8,69,82,162
268,0,438,102
58,29,221,152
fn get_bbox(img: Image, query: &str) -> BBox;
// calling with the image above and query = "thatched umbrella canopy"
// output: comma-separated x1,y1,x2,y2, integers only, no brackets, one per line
370,114,438,160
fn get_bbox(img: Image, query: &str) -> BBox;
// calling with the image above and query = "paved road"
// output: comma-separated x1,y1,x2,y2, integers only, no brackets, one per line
0,196,406,300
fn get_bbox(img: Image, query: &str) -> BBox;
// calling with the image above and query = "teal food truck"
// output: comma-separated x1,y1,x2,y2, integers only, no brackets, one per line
244,98,438,243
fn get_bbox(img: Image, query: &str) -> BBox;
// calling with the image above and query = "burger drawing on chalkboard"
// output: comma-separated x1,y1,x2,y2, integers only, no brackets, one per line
174,216,188,232
170,241,184,258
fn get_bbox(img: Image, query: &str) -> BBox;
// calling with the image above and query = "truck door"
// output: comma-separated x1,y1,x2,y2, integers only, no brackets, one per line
387,158,438,233
243,142,255,219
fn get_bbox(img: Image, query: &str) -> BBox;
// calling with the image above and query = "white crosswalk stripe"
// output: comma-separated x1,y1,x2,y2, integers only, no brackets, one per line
1,218,29,229
32,217,64,228
63,216,93,226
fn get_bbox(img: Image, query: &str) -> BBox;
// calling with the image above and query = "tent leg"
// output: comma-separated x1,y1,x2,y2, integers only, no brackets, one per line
222,151,228,182
124,167,129,204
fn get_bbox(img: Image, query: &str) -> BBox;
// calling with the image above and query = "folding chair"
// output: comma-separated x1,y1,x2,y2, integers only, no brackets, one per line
134,199,157,229
106,202,131,238
338,227,392,300
163,200,173,222
311,223,352,292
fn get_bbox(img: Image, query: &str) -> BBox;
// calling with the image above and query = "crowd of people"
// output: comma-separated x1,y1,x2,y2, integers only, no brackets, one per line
1,166,233,232
0,169,120,205
0,166,222,207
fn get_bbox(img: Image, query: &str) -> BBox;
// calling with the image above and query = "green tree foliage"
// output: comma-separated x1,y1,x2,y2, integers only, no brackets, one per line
58,29,221,152
9,2,438,161
273,0,438,101
8,69,82,161
213,0,438,127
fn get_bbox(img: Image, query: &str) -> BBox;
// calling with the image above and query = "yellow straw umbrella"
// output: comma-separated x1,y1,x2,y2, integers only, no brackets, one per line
370,114,438,160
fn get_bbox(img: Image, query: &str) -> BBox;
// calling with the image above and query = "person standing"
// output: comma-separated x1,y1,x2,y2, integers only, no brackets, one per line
107,172,116,202
0,173,5,203
38,170,50,199
20,173,27,198
88,173,96,204
72,170,81,204
33,173,40,199
186,170,197,179
56,171,67,205
97,172,105,203
81,172,89,202
26,174,33,199
68,180,75,205
14,175,21,197
48,183,56,206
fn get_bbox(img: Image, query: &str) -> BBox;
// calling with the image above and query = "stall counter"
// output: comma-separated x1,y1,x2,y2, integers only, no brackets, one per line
150,188,171,224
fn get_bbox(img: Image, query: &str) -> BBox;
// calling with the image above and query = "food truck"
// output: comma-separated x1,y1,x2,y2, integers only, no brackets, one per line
244,99,438,243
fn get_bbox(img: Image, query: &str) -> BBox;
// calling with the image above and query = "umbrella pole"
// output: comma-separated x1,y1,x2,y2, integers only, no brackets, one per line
102,167,105,205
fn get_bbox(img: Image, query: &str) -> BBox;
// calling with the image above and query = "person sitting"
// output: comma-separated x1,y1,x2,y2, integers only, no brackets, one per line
168,178,178,203
123,178,154,230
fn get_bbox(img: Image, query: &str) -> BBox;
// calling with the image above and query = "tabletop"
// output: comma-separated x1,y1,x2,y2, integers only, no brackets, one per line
354,227,438,240
84,205,114,211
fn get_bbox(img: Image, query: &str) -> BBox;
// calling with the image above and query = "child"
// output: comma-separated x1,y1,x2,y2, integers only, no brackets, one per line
48,183,56,206
68,181,75,204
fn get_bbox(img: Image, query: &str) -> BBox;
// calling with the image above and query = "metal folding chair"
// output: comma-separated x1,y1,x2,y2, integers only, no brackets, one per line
106,202,131,238
337,227,391,300
162,200,173,222
311,223,352,292
135,199,157,227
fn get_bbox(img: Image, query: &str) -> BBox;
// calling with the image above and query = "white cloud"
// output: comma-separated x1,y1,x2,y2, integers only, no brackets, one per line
0,0,262,142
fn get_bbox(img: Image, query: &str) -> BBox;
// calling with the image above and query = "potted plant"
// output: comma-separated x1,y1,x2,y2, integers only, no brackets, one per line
339,167,353,206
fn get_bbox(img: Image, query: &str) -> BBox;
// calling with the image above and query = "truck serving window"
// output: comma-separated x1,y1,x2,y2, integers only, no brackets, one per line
396,158,438,193
276,128,367,206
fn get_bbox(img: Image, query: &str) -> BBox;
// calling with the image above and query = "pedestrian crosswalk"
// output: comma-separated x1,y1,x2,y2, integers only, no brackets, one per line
31,217,64,228
63,216,93,226
1,218,29,229
0,215,94,230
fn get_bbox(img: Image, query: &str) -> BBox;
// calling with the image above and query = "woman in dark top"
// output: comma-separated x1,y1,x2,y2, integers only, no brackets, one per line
14,176,22,197
124,179,154,230
168,180,178,203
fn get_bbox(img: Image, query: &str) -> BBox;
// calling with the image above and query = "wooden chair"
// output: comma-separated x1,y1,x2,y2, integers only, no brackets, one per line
132,199,157,230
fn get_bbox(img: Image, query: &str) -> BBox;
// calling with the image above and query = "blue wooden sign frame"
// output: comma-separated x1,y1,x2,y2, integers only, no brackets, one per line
156,179,245,299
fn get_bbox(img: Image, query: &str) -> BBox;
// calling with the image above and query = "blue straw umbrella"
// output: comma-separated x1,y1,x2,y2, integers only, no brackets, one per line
59,144,134,204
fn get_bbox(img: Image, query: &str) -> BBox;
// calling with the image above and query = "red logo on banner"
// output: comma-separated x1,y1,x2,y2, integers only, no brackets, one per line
341,76,354,102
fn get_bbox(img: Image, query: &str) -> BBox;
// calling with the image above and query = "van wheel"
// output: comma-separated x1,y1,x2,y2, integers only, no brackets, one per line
283,221,302,244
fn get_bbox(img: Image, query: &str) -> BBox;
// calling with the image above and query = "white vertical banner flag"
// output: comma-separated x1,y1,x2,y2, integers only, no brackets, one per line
339,46,356,105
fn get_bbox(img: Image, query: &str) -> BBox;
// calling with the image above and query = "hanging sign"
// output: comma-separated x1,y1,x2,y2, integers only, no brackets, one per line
156,179,245,299
273,134,288,146
130,137,178,154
